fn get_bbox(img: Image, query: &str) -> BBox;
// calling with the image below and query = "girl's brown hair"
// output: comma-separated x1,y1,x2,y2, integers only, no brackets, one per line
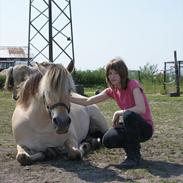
105,58,129,89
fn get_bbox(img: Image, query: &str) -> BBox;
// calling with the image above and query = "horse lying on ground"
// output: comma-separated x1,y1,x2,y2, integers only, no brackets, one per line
4,64,38,100
12,62,109,165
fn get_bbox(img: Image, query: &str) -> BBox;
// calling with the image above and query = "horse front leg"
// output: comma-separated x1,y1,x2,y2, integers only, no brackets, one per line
16,145,45,166
64,138,91,160
64,139,82,160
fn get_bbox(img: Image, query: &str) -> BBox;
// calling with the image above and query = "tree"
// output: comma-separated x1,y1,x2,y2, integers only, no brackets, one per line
139,62,159,81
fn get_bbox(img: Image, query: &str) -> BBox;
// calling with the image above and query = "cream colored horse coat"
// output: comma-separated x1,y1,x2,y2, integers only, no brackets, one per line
12,63,108,165
4,64,38,100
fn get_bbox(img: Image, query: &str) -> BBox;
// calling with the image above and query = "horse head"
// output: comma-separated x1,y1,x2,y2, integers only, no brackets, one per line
4,65,39,100
37,61,75,134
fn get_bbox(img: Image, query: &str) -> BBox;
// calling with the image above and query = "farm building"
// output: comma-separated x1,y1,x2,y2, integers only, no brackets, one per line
0,46,33,71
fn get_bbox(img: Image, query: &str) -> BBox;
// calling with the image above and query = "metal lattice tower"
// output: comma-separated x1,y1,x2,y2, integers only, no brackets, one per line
28,0,75,66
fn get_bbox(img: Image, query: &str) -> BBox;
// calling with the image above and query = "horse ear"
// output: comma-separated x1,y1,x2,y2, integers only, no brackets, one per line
67,61,74,73
36,62,47,75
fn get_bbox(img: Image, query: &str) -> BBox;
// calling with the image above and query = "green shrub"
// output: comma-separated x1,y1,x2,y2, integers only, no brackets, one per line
73,68,106,87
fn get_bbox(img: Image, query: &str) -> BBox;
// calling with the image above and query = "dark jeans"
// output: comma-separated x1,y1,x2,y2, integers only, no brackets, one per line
102,110,153,151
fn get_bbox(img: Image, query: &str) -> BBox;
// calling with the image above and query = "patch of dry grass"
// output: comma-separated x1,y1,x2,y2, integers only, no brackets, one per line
0,90,183,182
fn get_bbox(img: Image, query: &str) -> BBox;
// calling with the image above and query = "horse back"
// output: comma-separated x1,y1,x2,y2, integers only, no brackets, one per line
86,104,109,133
70,103,109,140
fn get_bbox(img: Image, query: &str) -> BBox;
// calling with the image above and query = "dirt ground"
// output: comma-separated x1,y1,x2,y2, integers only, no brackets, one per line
0,135,183,183
0,93,183,183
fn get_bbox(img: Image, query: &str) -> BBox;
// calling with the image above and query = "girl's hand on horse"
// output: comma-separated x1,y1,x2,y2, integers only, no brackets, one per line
112,110,124,127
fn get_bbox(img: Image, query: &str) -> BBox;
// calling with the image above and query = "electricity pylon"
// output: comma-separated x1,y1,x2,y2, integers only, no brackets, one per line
27,0,75,67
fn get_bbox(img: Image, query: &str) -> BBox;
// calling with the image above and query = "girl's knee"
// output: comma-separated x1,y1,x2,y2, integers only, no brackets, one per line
123,110,135,122
102,131,114,148
102,127,126,149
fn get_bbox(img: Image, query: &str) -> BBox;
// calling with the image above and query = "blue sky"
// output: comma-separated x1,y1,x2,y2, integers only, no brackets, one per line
0,0,183,71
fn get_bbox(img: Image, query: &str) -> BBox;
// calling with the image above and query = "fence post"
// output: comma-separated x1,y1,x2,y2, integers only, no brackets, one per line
174,50,180,96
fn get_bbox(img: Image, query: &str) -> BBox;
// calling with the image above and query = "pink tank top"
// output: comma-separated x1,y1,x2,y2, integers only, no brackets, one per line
105,80,153,129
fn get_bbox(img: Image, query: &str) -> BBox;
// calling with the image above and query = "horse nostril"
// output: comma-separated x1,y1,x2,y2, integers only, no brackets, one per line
67,117,71,125
53,117,59,128
53,116,71,129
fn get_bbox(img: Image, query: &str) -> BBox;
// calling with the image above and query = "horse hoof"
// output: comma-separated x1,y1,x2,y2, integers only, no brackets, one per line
16,153,32,166
68,149,82,161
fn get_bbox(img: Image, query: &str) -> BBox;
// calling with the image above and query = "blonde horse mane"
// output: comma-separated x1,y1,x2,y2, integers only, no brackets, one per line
4,65,38,91
18,64,75,108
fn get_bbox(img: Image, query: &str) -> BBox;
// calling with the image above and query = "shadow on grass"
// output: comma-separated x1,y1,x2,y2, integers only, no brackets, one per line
141,159,183,178
2,151,183,181
42,159,132,182
113,159,183,178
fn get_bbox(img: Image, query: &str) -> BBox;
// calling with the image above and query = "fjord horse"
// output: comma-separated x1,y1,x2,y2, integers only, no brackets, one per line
12,62,108,165
4,64,38,100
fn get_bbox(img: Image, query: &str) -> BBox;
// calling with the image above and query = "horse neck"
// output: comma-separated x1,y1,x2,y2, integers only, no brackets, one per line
29,66,38,74
31,94,47,113
28,96,51,125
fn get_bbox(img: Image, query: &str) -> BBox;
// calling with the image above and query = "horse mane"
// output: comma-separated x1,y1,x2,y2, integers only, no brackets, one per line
17,64,75,108
17,72,42,107
4,65,37,92
43,64,68,90
40,64,75,96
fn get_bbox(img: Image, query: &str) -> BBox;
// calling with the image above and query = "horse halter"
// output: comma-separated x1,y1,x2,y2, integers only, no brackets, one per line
43,93,70,118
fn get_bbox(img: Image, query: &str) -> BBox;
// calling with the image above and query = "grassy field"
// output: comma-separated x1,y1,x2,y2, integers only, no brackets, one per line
0,90,183,182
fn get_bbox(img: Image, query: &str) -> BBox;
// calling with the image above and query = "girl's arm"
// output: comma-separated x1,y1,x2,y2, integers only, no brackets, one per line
70,89,109,106
128,87,146,114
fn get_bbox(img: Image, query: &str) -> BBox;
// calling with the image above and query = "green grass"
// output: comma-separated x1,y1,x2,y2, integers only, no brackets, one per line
0,89,183,182
85,89,183,165
0,91,15,148
0,91,14,134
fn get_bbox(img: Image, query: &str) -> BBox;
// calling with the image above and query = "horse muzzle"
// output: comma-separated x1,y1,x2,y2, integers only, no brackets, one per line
12,94,19,100
52,116,71,134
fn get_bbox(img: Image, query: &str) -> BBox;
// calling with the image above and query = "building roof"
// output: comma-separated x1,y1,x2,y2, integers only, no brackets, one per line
0,46,33,58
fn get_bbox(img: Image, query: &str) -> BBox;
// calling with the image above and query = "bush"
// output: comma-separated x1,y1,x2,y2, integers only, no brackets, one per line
73,68,106,87
72,67,170,95
73,68,142,87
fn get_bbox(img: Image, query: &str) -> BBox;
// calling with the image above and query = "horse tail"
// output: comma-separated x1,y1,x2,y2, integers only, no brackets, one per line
4,67,14,91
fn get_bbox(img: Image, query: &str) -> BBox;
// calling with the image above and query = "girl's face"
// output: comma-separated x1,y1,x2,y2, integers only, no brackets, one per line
108,69,121,88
